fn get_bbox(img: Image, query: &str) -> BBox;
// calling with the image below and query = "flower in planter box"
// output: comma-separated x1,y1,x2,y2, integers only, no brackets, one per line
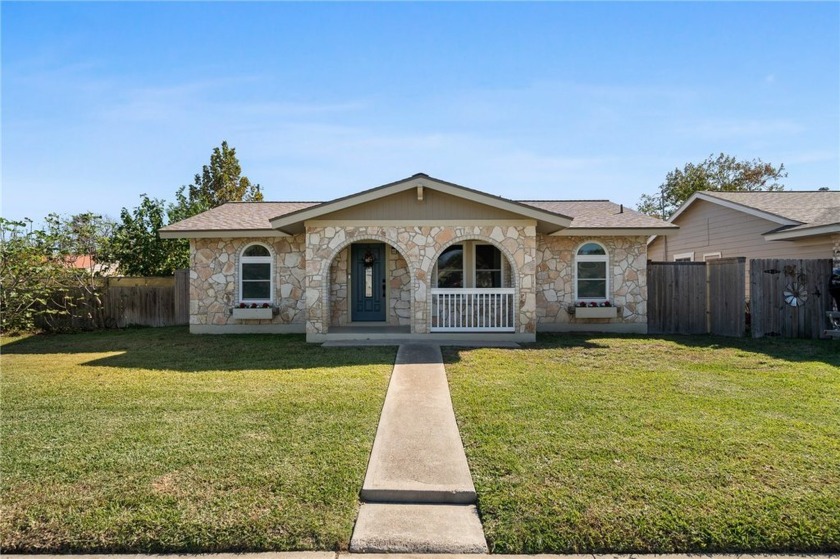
250,303,259,309
238,303,247,308
588,302,598,307
600,301,612,307
577,301,587,308
261,303,271,308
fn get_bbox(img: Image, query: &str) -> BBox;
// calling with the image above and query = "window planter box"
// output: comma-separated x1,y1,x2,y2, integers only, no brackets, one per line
574,306,619,319
232,307,274,320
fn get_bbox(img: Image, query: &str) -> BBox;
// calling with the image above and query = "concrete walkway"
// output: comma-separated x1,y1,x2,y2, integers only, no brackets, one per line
350,344,488,553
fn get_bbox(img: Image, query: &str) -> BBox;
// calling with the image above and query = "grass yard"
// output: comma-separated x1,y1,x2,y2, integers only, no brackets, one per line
1,327,396,553
444,334,840,554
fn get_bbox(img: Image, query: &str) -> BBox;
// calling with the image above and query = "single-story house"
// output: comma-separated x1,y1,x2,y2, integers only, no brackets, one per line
160,174,677,342
647,190,840,294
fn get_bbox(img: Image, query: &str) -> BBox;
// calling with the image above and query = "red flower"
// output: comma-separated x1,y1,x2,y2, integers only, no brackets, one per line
589,302,598,307
238,303,247,308
262,303,270,308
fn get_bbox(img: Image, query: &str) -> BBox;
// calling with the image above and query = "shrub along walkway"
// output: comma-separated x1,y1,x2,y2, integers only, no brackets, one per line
349,344,487,553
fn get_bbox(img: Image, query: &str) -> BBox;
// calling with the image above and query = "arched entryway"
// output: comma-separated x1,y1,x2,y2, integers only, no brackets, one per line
425,236,519,332
321,237,415,332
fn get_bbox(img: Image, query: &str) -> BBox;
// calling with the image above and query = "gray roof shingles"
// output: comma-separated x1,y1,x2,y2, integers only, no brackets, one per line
160,198,674,233
700,191,840,228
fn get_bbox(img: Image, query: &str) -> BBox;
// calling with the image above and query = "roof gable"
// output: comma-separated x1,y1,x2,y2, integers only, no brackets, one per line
650,189,840,244
670,190,840,226
269,174,573,234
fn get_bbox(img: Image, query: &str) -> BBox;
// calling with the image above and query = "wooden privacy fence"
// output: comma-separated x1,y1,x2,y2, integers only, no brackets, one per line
38,270,190,331
648,258,746,336
103,273,190,328
750,259,833,339
649,258,834,338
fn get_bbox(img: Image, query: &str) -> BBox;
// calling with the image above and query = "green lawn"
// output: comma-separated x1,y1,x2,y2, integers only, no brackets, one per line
444,335,840,554
1,327,396,553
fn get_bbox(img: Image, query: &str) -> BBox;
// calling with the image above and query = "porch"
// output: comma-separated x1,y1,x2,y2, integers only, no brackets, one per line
305,223,538,343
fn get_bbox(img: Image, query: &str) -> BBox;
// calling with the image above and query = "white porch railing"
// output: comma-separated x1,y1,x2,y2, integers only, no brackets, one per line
431,288,516,332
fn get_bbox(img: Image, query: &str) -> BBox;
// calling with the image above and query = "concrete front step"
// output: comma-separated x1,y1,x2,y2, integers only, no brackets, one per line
349,503,488,553
360,344,477,504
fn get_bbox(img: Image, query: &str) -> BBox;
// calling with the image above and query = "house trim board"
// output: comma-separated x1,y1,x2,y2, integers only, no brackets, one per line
763,223,840,241
159,229,291,239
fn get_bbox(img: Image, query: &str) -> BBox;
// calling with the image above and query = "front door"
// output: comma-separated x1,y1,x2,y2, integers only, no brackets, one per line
351,243,386,322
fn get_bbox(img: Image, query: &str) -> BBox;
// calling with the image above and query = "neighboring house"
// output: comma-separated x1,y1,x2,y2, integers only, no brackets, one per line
160,173,676,342
63,254,118,276
647,191,840,290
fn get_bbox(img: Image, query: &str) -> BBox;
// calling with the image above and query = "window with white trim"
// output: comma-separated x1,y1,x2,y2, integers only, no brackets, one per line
575,242,609,300
673,252,694,262
703,252,722,261
240,244,273,302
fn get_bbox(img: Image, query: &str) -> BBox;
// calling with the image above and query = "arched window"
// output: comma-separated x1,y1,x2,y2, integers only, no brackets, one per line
240,243,273,302
575,242,609,301
435,242,505,288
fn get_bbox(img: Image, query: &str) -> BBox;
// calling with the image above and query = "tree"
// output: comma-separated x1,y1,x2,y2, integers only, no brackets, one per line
638,153,787,219
0,218,61,332
0,214,115,333
112,141,262,276
108,195,189,277
175,140,262,219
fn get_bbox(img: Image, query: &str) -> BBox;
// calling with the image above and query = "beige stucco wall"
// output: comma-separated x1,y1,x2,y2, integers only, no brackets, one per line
536,235,648,328
190,236,306,329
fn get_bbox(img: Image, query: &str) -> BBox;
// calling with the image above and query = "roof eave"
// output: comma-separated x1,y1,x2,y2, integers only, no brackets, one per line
668,191,800,226
158,229,291,239
554,227,679,237
763,223,840,241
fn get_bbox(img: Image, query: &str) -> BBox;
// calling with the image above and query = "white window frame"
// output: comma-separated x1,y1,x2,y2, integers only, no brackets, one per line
574,241,610,302
239,243,274,304
703,252,722,261
674,252,695,262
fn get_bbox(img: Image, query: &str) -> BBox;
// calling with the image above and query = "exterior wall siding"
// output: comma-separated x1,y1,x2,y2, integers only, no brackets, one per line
323,188,527,221
648,199,833,262
536,235,648,326
647,199,835,296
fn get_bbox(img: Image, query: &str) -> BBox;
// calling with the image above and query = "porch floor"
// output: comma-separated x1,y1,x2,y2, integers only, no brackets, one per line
321,327,520,347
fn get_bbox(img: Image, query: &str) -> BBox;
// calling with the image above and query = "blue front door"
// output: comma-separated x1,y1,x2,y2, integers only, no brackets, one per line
351,243,386,322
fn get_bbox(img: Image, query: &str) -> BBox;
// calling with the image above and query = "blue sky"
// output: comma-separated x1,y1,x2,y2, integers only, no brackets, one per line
3,2,838,223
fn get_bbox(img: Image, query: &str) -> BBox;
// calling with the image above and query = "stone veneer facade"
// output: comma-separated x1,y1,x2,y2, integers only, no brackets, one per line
328,247,412,327
536,236,648,328
304,224,537,338
190,237,307,328
189,226,648,337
